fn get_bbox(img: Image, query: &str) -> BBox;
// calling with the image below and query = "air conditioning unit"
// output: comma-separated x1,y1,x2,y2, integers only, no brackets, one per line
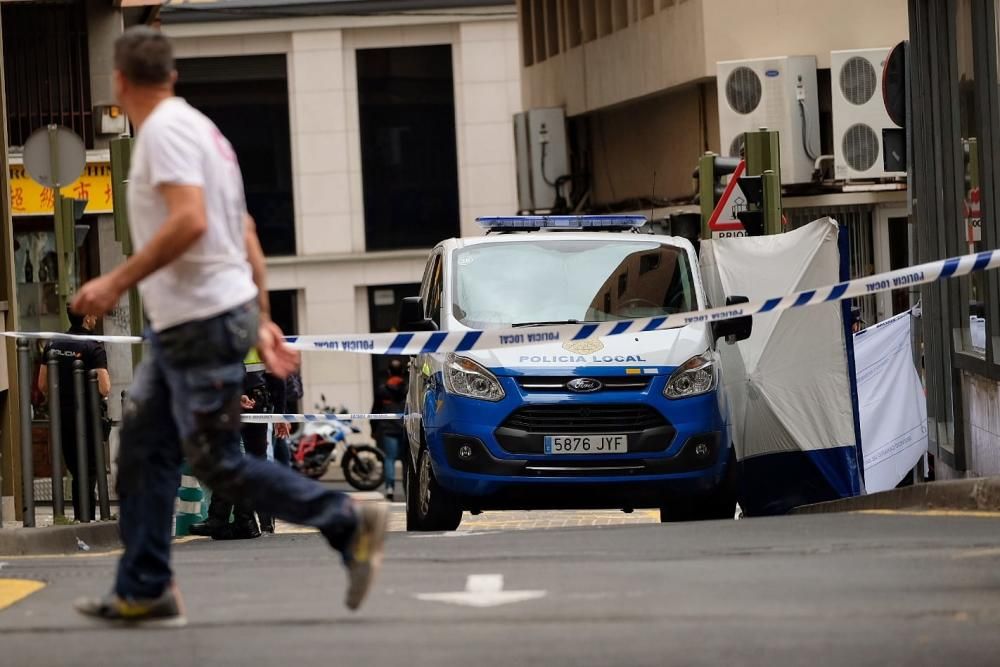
717,56,820,185
831,48,904,180
513,108,569,212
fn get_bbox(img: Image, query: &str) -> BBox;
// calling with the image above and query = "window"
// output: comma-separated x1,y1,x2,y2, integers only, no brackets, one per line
565,0,582,48
451,240,695,328
2,2,93,148
956,0,986,358
176,56,295,256
368,283,419,391
357,47,460,251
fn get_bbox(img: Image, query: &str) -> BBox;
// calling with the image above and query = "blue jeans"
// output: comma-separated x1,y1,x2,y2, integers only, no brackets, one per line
378,434,400,488
114,302,357,599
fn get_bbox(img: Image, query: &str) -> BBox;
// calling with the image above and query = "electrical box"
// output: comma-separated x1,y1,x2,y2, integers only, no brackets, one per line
95,105,128,137
831,48,905,180
716,56,820,185
513,108,569,212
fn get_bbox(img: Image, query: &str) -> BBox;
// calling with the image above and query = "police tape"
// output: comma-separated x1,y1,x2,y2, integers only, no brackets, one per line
5,248,1000,353
239,413,404,423
284,248,1000,354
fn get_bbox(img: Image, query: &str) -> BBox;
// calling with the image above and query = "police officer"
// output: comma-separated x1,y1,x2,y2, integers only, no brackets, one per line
190,348,270,539
38,309,111,521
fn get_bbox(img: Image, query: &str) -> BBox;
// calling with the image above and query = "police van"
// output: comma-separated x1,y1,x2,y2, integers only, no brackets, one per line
399,215,751,531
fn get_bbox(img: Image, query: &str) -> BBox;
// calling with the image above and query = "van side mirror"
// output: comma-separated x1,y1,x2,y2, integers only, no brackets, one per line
713,296,752,343
399,296,437,332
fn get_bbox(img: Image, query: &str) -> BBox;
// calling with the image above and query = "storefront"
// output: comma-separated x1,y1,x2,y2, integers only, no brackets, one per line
8,160,113,333
910,0,1000,476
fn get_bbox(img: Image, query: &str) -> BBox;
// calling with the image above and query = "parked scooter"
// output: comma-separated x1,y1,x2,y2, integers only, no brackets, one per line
290,395,385,491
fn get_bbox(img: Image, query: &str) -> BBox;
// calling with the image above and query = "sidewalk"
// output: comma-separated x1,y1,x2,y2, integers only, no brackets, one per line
792,476,1000,515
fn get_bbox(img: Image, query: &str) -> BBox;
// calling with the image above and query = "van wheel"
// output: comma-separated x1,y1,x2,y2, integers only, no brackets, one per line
406,446,463,532
660,451,737,522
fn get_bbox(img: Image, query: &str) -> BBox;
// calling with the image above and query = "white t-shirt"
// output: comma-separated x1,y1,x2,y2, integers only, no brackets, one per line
127,97,258,332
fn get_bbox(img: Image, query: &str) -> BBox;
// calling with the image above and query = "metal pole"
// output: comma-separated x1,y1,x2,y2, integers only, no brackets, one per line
87,370,110,520
72,360,90,523
47,352,64,517
48,125,70,331
16,339,34,527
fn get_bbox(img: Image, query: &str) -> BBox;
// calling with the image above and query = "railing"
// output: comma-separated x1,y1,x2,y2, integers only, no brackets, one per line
15,338,112,527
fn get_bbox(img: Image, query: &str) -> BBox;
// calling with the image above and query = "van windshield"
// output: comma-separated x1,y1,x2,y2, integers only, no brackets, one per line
451,240,697,329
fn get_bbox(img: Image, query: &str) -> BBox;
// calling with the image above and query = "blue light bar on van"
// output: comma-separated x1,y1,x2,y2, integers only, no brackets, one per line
476,215,647,230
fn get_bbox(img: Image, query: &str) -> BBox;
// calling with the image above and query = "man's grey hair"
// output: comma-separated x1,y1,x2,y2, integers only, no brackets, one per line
114,26,175,86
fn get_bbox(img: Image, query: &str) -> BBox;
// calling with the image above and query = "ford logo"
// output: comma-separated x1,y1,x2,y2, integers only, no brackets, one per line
567,378,603,393
765,69,780,77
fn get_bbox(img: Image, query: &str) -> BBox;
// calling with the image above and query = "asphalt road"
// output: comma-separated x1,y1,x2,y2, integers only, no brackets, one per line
1,510,999,666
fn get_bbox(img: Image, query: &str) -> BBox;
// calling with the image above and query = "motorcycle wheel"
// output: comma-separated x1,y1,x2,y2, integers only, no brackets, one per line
342,445,385,491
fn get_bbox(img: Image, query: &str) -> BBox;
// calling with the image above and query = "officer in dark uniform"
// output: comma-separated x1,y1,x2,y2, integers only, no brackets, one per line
38,309,111,521
190,348,275,539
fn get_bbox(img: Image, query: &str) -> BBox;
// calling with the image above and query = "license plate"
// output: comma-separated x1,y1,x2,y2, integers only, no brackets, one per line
543,435,628,455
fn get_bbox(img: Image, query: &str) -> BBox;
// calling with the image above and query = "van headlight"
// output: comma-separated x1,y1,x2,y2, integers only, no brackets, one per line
663,354,717,399
443,354,505,401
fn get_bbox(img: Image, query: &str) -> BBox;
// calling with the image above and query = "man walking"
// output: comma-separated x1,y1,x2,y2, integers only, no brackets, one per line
71,26,387,626
38,309,111,521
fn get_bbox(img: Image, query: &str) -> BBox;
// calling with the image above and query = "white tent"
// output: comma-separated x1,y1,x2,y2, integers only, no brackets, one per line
700,218,863,515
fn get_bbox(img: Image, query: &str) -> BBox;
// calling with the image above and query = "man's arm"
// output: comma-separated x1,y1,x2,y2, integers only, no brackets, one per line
244,215,270,320
38,364,48,396
97,368,111,397
71,185,208,316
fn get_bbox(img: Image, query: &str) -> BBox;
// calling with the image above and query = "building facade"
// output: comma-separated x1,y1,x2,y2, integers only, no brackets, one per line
161,1,521,414
908,0,1000,478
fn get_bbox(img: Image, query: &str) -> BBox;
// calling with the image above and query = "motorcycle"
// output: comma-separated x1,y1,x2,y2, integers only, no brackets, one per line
290,396,385,491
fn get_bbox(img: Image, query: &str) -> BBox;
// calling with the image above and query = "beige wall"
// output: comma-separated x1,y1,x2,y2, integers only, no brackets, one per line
520,0,706,115
591,84,711,203
521,0,908,116
702,0,909,71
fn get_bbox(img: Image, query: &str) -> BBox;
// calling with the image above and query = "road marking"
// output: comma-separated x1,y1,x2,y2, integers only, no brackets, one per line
409,531,497,539
0,579,45,611
854,509,1000,519
416,574,547,608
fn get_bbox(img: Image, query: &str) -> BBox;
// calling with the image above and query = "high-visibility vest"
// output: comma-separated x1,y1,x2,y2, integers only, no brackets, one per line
245,348,265,374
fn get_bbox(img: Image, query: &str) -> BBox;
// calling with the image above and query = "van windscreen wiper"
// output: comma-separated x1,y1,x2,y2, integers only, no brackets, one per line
511,319,590,328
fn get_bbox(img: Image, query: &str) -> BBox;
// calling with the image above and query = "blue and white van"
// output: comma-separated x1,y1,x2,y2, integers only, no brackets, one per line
400,215,751,531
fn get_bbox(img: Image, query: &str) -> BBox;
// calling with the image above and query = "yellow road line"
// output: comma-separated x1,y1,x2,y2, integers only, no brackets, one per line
854,509,1000,518
0,579,46,611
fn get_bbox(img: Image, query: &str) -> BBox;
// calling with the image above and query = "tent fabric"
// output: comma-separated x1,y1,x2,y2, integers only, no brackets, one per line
854,310,928,493
700,218,863,515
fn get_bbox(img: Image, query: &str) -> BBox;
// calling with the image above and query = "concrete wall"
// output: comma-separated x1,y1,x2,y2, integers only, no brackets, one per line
518,0,908,207
166,10,521,415
701,0,909,72
83,2,133,420
963,372,1000,476
590,84,715,203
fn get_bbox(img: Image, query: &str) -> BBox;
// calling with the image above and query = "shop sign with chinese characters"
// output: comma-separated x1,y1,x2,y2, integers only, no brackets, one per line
8,162,113,216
